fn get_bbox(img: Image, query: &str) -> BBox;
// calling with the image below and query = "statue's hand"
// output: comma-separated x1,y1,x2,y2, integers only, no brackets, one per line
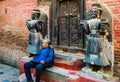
80,20,87,27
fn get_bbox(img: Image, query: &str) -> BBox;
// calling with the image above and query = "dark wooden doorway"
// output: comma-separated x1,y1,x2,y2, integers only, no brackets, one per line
58,0,81,47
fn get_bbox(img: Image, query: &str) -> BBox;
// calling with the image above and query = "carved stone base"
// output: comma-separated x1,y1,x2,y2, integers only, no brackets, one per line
81,66,114,81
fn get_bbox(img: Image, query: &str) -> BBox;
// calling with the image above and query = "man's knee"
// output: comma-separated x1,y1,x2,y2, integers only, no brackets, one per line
24,63,28,69
35,64,43,70
24,62,31,68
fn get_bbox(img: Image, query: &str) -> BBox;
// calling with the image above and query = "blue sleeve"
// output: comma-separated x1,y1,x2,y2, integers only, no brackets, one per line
44,48,54,63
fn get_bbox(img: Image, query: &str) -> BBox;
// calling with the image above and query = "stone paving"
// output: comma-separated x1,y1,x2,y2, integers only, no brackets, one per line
0,63,19,82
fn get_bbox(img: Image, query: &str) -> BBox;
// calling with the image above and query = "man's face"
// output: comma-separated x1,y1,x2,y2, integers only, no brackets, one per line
42,42,49,48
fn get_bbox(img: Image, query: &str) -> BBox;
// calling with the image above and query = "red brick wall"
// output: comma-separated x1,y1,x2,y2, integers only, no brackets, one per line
0,0,37,50
0,0,37,26
0,0,37,67
86,0,120,77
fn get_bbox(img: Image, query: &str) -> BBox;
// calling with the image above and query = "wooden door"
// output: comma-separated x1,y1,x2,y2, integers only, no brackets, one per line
58,0,80,47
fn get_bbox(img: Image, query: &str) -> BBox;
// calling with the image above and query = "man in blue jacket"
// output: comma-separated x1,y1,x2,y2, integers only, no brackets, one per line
24,38,54,82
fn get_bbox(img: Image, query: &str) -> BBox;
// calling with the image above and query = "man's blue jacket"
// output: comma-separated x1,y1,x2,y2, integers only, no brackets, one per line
32,47,54,64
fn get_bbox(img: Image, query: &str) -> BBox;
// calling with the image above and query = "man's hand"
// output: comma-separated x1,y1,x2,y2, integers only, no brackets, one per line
30,57,34,61
40,60,45,64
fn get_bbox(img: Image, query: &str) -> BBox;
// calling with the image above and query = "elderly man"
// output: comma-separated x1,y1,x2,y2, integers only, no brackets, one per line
24,38,54,82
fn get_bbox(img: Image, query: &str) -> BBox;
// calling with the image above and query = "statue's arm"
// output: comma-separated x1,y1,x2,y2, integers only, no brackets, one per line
35,20,43,32
84,24,90,34
99,19,109,35
26,20,32,31
80,20,90,35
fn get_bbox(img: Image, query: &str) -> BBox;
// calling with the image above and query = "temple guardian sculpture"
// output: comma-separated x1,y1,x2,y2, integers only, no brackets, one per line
26,9,47,57
80,3,114,80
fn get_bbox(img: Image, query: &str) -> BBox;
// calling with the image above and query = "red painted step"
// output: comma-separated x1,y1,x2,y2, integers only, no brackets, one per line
54,57,84,70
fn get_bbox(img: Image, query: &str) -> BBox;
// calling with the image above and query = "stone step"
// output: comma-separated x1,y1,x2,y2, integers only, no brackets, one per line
54,53,84,70
19,66,80,82
42,66,80,81
21,52,85,71
19,57,81,82
52,45,85,70
19,65,119,82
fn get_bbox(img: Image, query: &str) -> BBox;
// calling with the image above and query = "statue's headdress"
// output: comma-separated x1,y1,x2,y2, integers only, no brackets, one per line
91,3,102,11
32,9,40,14
31,9,41,19
89,3,103,18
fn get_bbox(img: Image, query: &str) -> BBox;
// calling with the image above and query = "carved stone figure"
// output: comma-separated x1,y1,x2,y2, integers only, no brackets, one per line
26,9,43,57
81,3,113,80
84,6,110,67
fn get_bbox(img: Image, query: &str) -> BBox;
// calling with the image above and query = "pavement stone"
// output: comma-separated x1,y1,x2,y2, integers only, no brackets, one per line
0,63,19,82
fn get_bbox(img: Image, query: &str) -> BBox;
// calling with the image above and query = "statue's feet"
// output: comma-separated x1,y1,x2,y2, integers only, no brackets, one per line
97,67,104,74
82,65,93,72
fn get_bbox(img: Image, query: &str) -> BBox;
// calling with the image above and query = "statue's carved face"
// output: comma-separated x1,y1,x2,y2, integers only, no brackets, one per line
31,12,37,19
90,8,99,18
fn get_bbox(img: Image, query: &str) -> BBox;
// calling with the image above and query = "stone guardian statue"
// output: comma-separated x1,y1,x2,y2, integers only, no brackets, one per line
81,3,113,80
26,9,43,57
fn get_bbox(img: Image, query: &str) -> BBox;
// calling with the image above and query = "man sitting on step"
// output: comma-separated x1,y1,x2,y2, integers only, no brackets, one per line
24,38,54,82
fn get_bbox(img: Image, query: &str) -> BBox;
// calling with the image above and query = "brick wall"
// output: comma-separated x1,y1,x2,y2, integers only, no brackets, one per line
86,0,120,77
0,0,37,50
0,0,37,26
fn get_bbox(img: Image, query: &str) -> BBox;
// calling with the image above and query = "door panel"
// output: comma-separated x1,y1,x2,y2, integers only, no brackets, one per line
59,18,69,45
59,1,68,17
70,17,79,46
59,1,69,45
69,1,80,47
59,0,80,47
69,1,78,16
